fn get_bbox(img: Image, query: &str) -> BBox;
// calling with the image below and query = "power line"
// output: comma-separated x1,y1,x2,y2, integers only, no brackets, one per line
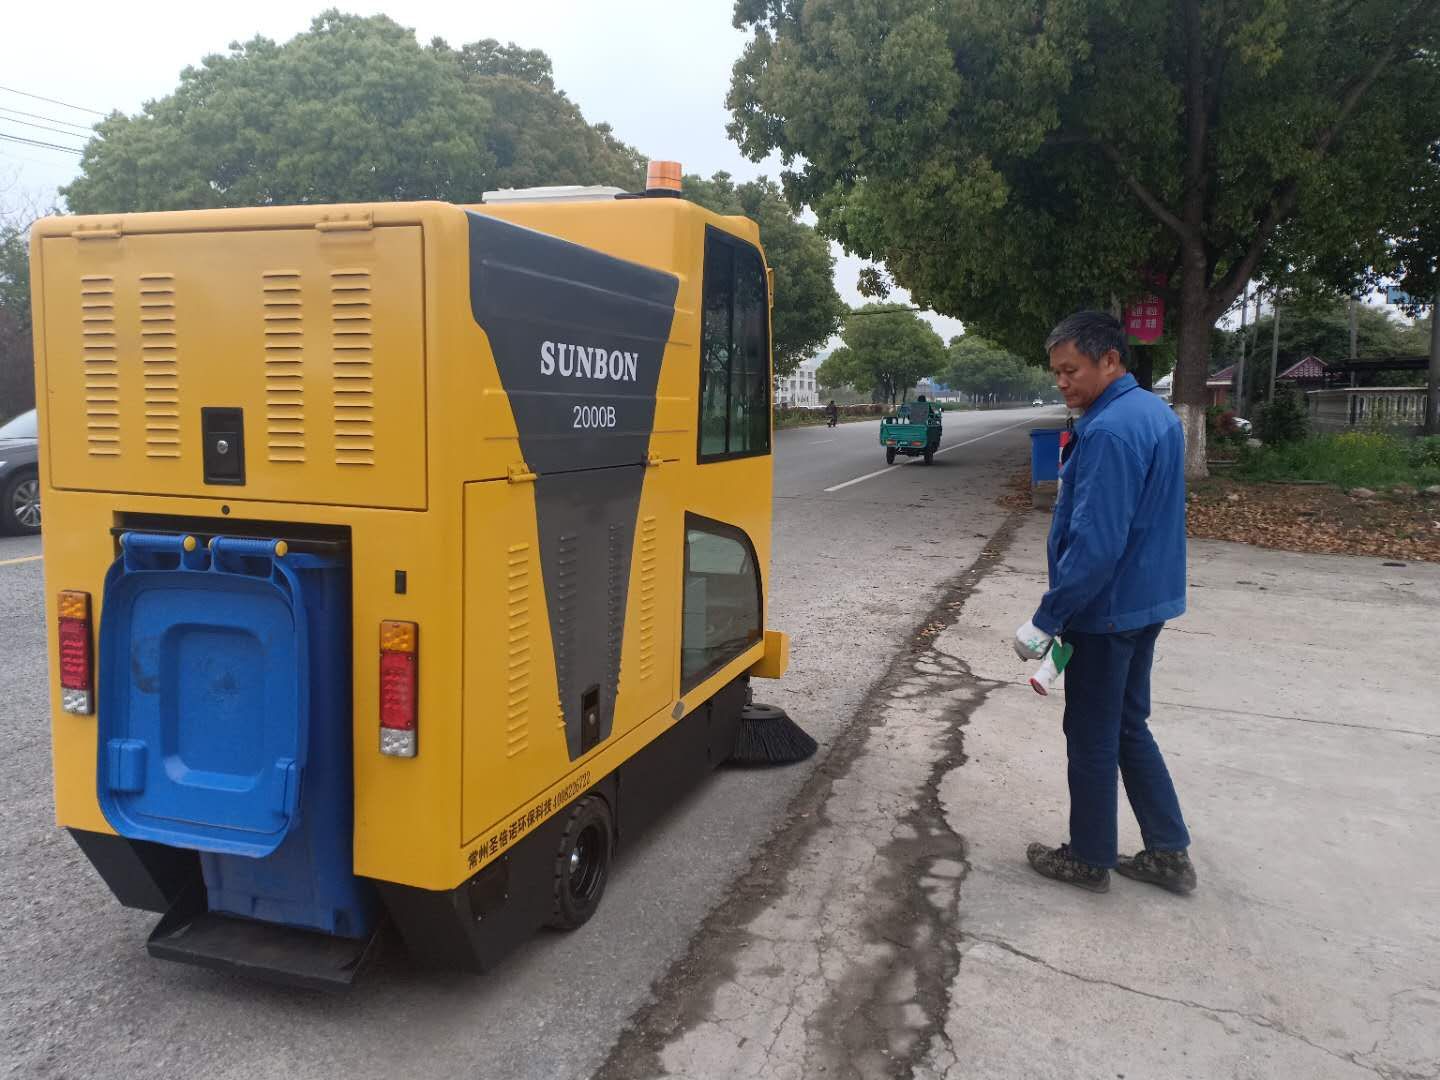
0,84,106,117
0,105,95,134
0,114,92,144
0,131,84,155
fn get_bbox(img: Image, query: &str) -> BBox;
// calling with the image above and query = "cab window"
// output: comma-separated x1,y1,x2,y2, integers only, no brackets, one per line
698,229,770,461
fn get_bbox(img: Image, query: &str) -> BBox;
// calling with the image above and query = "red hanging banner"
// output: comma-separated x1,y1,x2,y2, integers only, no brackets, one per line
1124,294,1165,344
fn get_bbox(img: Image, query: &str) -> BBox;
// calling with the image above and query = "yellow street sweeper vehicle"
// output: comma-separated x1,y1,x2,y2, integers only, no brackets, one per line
31,162,809,988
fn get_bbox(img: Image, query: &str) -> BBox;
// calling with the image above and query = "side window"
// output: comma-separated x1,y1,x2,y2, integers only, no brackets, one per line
698,228,771,461
681,516,763,691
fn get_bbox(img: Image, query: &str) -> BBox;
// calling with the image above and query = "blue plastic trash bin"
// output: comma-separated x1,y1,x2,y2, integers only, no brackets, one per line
97,531,378,938
1029,428,1064,484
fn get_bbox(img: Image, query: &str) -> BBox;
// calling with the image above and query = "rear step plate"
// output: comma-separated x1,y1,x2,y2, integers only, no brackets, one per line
148,892,382,991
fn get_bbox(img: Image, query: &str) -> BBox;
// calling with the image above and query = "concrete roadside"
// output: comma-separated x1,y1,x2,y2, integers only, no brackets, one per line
931,517,1440,1079
598,503,1440,1080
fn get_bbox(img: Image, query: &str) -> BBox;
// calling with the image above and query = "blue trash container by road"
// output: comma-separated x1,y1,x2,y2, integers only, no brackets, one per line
1029,428,1064,484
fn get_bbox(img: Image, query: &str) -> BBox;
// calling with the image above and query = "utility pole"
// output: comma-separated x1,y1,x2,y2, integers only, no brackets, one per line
1428,287,1439,436
1348,295,1359,361
1236,284,1249,416
1268,289,1281,404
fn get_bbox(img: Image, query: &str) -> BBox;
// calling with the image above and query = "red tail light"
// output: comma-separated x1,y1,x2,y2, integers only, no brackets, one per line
57,591,93,715
379,620,417,757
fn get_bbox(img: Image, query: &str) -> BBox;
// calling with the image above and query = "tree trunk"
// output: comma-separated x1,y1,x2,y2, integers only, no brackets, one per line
1133,344,1154,391
1171,248,1212,480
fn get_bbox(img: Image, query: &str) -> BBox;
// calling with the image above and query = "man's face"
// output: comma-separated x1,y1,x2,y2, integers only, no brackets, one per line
1048,340,1124,411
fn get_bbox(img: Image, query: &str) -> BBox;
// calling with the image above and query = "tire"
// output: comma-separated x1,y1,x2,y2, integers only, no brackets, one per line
1,470,40,535
923,449,934,465
547,795,614,931
885,447,897,465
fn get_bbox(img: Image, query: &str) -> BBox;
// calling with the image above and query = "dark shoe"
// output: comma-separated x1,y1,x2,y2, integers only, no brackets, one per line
1116,848,1197,895
1025,842,1110,893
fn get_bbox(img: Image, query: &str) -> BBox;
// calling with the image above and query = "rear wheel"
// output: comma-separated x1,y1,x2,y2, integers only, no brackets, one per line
1,470,39,535
923,448,934,465
885,447,897,465
547,795,613,930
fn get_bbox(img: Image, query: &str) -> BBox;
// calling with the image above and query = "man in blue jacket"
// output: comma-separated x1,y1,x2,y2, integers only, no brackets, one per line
1014,311,1196,895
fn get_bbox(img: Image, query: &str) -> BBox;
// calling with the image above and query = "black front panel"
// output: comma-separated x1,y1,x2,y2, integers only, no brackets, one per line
529,467,640,758
469,214,680,760
466,213,679,475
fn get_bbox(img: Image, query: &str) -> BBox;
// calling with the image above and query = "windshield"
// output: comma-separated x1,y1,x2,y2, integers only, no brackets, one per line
0,410,37,440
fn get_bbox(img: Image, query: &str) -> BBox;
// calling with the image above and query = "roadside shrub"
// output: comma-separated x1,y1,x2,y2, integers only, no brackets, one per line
1236,431,1440,489
1206,405,1245,445
1256,388,1309,444
1407,435,1440,475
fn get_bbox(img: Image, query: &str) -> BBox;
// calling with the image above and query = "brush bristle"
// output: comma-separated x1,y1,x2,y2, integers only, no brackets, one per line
727,710,818,766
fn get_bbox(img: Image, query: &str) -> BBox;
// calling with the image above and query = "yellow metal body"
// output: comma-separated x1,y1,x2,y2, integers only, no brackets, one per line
32,197,787,892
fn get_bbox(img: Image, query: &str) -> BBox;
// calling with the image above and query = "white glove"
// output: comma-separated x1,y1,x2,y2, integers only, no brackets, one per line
1013,619,1053,661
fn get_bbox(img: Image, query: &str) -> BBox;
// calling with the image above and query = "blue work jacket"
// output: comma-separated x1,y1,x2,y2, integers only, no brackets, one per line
1033,373,1186,636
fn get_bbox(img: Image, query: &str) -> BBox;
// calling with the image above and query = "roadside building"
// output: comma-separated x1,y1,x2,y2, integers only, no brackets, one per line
776,361,820,407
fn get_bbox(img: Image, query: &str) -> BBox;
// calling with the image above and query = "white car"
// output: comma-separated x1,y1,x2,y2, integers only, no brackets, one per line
1031,398,1045,407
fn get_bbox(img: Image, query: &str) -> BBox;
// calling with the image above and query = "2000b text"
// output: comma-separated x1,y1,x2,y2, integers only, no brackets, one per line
573,404,617,429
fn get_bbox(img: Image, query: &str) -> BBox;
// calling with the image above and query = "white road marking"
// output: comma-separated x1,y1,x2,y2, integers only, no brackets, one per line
822,417,1040,494
0,554,42,567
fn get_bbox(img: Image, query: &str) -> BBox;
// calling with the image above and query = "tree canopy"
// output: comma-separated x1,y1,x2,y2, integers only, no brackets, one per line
945,334,1053,404
0,202,40,420
817,304,947,403
1219,299,1430,367
1216,297,1432,401
684,172,844,378
62,11,644,213
728,0,1440,469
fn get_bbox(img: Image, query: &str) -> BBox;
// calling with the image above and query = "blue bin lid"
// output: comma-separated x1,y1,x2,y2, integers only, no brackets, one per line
97,535,315,857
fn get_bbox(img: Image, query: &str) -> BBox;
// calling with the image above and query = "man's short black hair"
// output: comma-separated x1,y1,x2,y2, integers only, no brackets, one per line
1045,310,1130,368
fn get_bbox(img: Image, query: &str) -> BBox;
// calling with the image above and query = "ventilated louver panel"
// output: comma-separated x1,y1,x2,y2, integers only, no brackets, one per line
80,275,119,458
331,269,375,466
263,270,305,463
635,515,658,684
138,274,179,459
505,543,533,759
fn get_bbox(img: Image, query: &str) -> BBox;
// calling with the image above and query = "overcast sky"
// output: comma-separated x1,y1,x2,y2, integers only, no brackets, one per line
0,0,965,348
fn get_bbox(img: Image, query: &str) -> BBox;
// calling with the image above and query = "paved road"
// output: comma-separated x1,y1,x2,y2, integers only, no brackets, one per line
0,407,1060,1080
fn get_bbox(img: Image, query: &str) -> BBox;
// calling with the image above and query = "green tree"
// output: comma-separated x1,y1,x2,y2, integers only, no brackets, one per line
430,37,646,192
62,11,644,213
684,172,844,377
1222,299,1425,366
728,0,1440,473
818,304,946,403
0,201,42,420
945,334,1051,404
1389,149,1439,431
1216,297,1433,402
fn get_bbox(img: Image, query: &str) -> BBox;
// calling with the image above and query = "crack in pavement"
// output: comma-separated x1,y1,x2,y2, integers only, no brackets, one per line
962,933,1434,1080
593,510,1028,1080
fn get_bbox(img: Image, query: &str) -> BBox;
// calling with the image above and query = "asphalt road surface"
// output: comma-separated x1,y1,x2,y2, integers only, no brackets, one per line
0,406,1062,1080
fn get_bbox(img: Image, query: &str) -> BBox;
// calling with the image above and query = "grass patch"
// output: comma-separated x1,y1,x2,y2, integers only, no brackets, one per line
1234,433,1440,490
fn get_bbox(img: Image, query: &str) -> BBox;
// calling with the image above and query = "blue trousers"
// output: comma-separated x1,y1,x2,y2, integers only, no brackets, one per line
1062,624,1190,868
